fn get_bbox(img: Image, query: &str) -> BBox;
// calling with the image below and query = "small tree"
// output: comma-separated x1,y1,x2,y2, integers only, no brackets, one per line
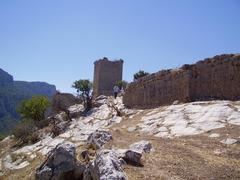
72,79,93,110
133,70,149,81
116,80,128,90
17,96,50,122
14,96,50,145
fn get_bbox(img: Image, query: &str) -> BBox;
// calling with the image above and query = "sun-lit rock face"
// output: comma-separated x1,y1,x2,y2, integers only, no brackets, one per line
84,149,127,180
1,97,240,177
35,142,76,180
1,97,133,171
129,140,152,153
86,130,113,149
137,100,240,138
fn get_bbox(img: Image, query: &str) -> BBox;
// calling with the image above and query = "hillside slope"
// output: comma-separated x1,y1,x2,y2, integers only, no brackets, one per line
0,68,56,135
0,97,239,179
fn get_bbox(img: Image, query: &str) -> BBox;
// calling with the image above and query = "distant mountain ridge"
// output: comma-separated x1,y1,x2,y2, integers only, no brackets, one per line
0,68,56,135
0,68,13,85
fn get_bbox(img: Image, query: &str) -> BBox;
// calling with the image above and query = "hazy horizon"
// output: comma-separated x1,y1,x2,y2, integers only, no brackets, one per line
1,0,239,93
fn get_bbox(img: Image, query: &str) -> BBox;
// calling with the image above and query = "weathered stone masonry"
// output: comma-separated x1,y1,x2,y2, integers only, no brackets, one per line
123,54,240,108
93,58,123,97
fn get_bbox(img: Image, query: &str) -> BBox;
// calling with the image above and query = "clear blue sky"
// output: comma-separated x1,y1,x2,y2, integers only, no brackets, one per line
0,0,239,93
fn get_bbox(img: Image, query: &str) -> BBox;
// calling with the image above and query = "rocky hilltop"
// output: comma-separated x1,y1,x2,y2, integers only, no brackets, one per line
0,68,56,134
0,96,239,179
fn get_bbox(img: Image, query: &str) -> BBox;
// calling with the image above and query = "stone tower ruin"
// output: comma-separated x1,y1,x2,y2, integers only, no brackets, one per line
93,57,123,97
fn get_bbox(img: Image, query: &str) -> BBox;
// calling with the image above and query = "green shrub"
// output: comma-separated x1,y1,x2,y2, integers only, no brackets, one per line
116,80,128,89
72,79,93,111
12,96,51,145
17,96,50,122
133,70,149,80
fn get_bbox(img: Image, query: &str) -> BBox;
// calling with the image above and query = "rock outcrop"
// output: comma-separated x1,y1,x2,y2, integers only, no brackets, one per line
36,142,76,180
1,95,239,179
0,68,13,86
0,68,56,134
115,141,152,166
84,149,127,180
52,92,80,115
35,132,150,180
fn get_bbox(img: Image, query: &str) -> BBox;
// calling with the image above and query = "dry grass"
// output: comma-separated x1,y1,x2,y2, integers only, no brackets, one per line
1,153,45,180
106,110,240,180
1,107,240,179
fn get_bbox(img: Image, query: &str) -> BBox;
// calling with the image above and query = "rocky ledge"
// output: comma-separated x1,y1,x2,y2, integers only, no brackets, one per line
36,130,152,180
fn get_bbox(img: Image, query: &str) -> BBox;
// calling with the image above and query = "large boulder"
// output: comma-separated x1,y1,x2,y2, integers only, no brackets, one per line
52,92,80,115
115,149,142,166
35,142,76,180
87,130,113,149
124,150,142,166
84,149,127,180
73,161,86,180
115,141,152,166
46,113,70,137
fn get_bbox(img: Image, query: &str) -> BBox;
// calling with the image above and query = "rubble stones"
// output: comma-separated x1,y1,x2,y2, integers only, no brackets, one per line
129,140,152,153
84,149,127,180
220,138,238,145
87,130,113,149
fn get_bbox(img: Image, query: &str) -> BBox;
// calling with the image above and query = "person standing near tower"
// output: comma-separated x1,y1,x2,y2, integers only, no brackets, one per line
113,85,120,99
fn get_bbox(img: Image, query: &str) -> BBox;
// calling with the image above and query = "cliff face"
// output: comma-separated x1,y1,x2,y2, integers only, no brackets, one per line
13,81,56,99
123,54,240,108
0,69,56,134
0,68,13,86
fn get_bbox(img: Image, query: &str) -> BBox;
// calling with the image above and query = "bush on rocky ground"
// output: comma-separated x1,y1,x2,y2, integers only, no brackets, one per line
35,118,50,129
72,79,93,111
11,96,52,146
11,119,39,146
17,96,50,122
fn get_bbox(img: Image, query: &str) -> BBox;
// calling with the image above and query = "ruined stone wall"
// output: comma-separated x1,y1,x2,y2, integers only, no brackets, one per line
123,54,240,108
188,54,240,101
123,69,191,108
93,58,123,97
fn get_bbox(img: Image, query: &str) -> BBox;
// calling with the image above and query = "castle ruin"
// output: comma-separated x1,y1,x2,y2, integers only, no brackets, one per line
93,57,123,97
123,54,240,108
